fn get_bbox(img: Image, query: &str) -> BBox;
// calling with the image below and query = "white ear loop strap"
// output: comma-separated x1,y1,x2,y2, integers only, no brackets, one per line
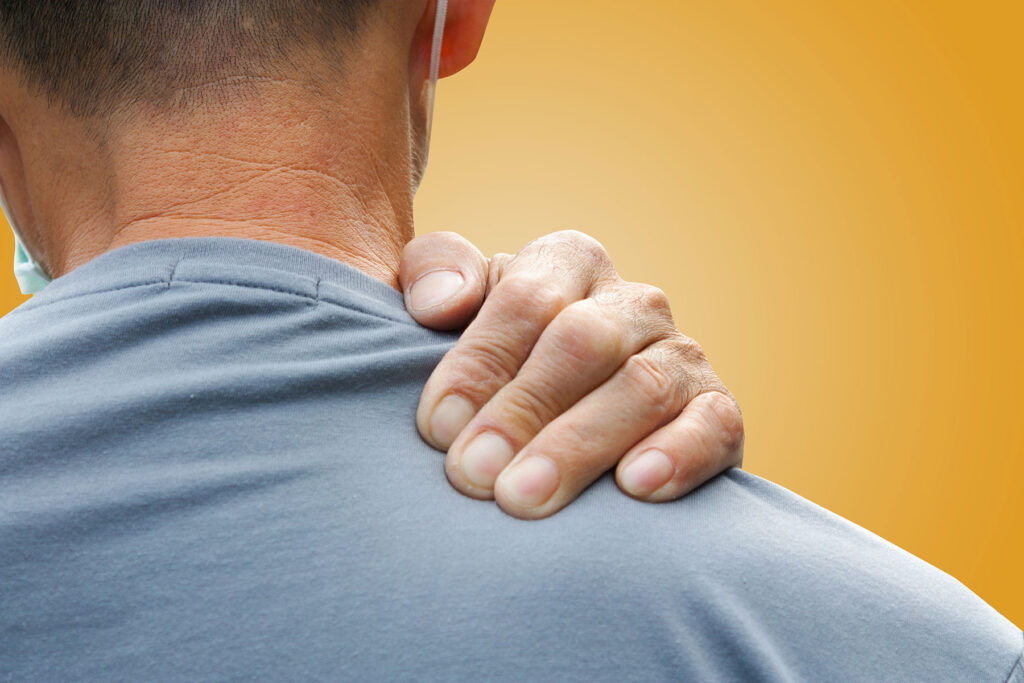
429,0,448,86
424,0,448,160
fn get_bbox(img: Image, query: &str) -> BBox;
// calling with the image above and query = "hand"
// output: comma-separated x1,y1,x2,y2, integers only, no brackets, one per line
400,230,744,520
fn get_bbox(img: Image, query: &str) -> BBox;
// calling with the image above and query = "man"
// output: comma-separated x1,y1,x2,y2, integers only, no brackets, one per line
1,0,744,517
0,1,1020,681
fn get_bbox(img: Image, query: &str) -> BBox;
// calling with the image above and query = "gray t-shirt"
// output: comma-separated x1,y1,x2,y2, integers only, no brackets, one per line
1,238,1020,682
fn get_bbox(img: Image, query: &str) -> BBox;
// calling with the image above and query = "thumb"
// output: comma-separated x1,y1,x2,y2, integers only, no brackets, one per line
400,231,489,331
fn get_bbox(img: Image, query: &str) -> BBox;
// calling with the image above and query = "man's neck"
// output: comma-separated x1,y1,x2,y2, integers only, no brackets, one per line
34,75,419,289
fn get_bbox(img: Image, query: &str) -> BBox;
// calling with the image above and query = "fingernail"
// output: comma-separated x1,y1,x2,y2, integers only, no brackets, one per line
499,456,560,508
429,394,475,448
460,432,515,489
408,270,464,311
620,449,674,497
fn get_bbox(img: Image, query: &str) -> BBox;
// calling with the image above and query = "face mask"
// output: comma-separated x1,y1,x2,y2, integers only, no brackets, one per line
0,186,50,295
2,0,448,297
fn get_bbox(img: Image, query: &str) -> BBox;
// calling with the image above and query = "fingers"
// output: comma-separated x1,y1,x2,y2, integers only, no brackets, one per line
416,231,619,450
443,296,666,498
490,338,708,519
417,271,578,450
399,231,488,331
615,391,744,502
411,227,745,519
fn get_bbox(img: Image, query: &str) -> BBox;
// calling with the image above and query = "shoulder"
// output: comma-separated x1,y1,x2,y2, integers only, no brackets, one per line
503,469,1023,681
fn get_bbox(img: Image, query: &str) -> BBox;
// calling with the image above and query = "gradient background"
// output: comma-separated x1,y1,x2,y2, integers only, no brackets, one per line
2,1,1021,625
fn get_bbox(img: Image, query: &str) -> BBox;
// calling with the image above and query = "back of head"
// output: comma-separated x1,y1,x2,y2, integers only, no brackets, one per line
0,0,378,119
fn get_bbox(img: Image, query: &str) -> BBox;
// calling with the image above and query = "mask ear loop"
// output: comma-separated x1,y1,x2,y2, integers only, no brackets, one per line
423,0,448,167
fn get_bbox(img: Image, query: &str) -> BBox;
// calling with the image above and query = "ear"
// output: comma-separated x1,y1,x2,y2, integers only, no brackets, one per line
0,111,40,264
414,0,497,79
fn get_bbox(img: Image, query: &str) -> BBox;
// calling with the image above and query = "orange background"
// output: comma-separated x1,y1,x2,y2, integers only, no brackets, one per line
3,1,1022,624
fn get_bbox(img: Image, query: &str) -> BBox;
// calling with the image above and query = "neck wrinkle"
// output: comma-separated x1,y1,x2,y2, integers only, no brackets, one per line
55,76,416,289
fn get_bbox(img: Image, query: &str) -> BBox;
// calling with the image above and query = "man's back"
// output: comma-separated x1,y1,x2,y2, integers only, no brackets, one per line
1,238,1021,682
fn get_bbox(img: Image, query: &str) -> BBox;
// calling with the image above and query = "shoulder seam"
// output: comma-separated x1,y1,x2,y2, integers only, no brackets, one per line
175,277,316,302
20,279,168,311
17,276,410,326
172,278,406,324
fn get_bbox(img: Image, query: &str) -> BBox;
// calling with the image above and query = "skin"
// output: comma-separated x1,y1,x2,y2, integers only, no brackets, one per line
0,0,743,519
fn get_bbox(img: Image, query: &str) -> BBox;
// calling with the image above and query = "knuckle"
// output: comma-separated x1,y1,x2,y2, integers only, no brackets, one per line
619,282,676,339
498,380,566,435
666,334,708,366
558,229,609,257
537,230,613,271
640,337,709,397
631,282,672,316
705,392,745,453
494,275,568,321
545,301,623,368
444,334,523,401
620,352,681,413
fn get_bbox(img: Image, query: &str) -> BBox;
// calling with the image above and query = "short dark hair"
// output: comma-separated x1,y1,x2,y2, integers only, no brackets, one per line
0,0,378,118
